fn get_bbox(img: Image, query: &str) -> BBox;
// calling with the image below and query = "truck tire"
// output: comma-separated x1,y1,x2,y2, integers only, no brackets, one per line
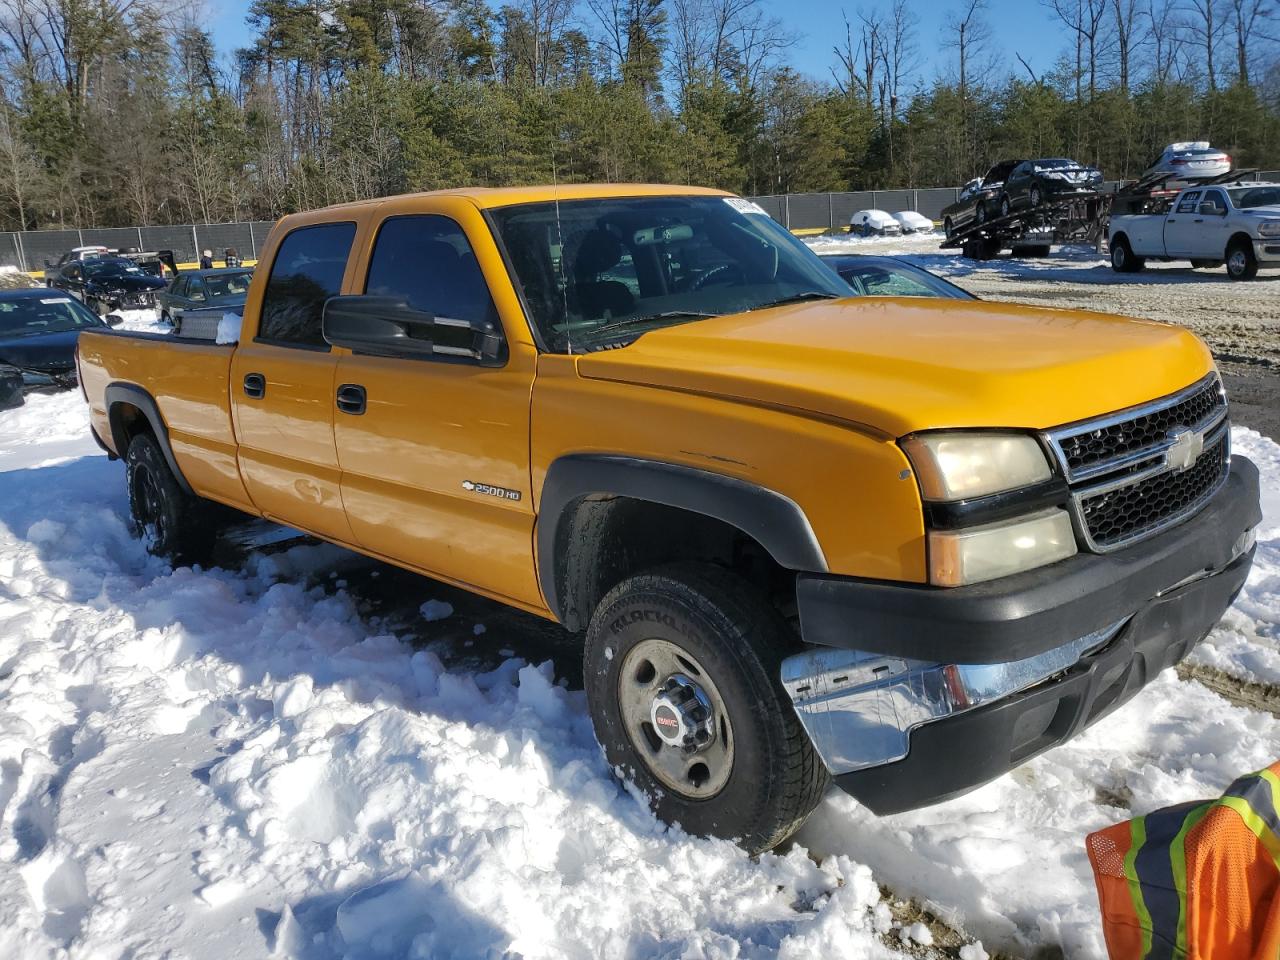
1110,237,1144,273
1226,241,1257,281
583,562,828,853
125,433,217,563
944,217,954,239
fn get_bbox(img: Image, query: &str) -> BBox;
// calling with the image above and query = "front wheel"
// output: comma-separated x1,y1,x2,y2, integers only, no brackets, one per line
583,563,828,853
1030,185,1043,207
1000,195,1011,217
944,217,954,239
1226,241,1257,280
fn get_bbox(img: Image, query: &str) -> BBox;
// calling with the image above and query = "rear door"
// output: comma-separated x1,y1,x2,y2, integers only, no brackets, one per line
333,201,542,608
230,221,358,543
1163,190,1202,257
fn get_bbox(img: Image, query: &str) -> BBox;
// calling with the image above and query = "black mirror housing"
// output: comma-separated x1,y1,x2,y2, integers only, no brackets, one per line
322,295,505,365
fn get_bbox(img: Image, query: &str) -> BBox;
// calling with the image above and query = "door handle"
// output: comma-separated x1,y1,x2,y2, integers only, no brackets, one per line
243,372,266,399
1193,218,1204,223
336,383,367,415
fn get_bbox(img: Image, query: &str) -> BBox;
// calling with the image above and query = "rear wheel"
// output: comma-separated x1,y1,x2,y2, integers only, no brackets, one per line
1030,185,1044,207
126,433,218,563
944,217,954,240
976,203,988,225
1111,236,1144,273
583,563,828,853
999,195,1011,217
1226,241,1257,280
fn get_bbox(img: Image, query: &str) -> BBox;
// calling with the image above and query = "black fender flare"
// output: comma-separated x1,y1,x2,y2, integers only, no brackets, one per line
537,454,828,628
104,382,194,495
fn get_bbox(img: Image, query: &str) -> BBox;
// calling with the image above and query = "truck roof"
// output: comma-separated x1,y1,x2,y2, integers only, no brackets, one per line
313,183,733,215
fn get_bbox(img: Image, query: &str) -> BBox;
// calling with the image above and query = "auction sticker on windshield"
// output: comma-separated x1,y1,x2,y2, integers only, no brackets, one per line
724,198,769,216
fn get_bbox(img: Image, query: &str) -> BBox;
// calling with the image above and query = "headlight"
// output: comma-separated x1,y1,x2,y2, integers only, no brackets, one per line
901,432,1053,501
928,508,1077,586
1258,221,1280,238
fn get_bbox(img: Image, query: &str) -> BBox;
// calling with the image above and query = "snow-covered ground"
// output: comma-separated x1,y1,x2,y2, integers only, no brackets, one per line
0,307,1277,959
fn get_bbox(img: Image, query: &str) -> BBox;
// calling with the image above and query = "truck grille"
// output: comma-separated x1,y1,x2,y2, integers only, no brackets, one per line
1045,374,1230,552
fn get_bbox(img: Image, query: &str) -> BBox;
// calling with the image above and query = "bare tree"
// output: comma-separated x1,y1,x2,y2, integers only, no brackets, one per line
831,9,881,109
1045,0,1109,101
1225,0,1271,84
666,0,789,97
1111,0,1147,92
1146,0,1186,83
1186,0,1224,90
942,0,992,171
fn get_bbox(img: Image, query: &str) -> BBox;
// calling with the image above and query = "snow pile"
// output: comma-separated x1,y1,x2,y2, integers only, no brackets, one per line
216,311,242,345
0,387,1276,959
0,391,920,959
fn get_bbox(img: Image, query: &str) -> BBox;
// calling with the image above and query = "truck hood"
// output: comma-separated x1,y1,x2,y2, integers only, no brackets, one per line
575,297,1213,437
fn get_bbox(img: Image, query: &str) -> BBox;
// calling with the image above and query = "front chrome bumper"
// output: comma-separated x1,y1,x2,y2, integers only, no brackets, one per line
780,620,1126,776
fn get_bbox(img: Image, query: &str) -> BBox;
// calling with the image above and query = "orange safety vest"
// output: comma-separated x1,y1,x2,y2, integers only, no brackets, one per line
1087,762,1280,960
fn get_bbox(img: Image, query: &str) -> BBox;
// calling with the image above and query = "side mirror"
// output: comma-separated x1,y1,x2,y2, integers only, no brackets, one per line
1197,201,1225,216
322,295,505,365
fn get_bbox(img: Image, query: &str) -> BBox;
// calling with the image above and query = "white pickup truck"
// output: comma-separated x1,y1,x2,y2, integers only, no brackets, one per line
1109,181,1280,279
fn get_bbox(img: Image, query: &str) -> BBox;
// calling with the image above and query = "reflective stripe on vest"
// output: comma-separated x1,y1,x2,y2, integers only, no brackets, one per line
1125,768,1280,959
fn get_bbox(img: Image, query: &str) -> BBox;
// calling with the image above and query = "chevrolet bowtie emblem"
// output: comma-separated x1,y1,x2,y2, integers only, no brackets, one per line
1165,427,1204,473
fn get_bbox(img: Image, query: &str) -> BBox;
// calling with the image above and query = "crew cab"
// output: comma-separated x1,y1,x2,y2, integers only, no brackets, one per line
77,185,1261,852
1109,181,1280,279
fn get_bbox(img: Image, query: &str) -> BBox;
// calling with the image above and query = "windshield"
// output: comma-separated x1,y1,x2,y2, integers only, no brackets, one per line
489,195,850,353
204,272,253,298
84,258,143,278
1227,187,1280,209
0,295,103,337
822,257,975,300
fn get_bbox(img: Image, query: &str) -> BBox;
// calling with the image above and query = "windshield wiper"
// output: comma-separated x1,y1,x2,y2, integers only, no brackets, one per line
747,291,843,312
581,310,722,341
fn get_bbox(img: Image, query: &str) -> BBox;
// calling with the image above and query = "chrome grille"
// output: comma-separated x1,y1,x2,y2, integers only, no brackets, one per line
1045,374,1230,552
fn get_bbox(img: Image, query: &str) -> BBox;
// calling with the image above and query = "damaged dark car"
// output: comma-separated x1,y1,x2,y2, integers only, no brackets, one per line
0,289,109,409
997,158,1104,216
47,256,168,316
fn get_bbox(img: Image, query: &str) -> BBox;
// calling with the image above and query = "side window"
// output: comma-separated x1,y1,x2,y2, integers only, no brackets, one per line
65,264,80,280
363,215,499,352
171,278,186,297
258,222,356,348
1175,191,1202,214
1202,189,1227,212
188,277,206,301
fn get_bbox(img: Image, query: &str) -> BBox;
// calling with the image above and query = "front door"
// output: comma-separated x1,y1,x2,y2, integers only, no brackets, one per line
333,202,542,608
231,220,358,544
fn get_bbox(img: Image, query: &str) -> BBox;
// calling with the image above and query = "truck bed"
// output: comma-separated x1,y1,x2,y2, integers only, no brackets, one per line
78,328,254,512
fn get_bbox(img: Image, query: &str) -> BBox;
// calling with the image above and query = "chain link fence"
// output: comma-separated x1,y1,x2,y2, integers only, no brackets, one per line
749,170,1280,232
3,170,1278,270
2,221,277,273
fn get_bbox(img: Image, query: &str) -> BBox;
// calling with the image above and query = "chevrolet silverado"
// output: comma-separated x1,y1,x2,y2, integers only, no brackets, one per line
77,185,1261,852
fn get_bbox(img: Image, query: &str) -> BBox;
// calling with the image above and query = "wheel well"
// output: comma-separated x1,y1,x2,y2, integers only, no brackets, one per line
108,401,153,455
1227,232,1254,252
1111,232,1128,247
553,496,796,634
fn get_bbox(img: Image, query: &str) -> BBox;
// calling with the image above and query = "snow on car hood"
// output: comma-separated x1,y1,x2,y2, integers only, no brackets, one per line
575,297,1214,436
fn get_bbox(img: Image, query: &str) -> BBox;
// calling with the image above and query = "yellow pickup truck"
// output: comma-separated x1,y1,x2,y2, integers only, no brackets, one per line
77,184,1261,852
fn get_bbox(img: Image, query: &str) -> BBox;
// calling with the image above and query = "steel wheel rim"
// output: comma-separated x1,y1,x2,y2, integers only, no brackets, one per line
1113,245,1126,268
617,638,734,800
134,464,166,544
1228,250,1246,275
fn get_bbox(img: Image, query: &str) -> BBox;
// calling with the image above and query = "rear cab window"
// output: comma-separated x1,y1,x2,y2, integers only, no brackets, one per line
1175,191,1202,214
257,222,357,349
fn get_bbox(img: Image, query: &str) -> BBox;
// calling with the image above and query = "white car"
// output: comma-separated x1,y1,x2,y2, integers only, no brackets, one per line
1109,181,1280,280
849,210,901,237
891,211,935,234
1142,142,1232,185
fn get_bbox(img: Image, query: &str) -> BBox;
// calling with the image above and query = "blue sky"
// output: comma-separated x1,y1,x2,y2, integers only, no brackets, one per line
206,0,1065,89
